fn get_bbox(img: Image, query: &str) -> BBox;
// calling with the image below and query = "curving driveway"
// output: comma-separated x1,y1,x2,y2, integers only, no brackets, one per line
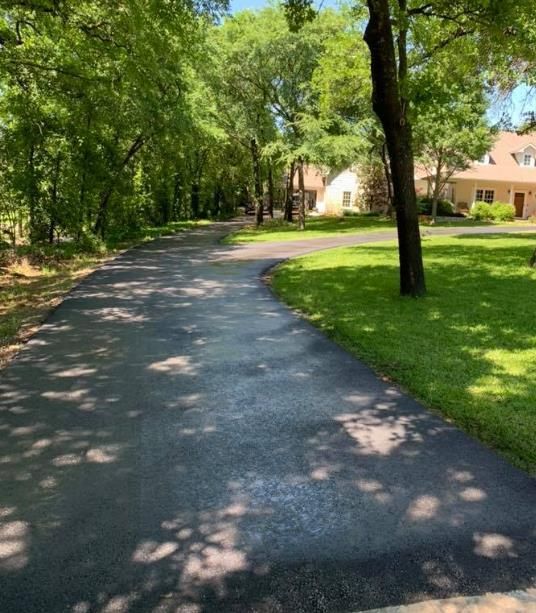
0,222,535,612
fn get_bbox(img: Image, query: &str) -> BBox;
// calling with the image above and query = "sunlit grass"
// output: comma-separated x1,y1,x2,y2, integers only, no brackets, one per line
224,214,527,244
223,216,396,243
272,233,536,473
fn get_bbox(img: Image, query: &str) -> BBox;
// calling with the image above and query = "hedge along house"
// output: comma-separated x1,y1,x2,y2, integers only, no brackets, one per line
415,131,536,219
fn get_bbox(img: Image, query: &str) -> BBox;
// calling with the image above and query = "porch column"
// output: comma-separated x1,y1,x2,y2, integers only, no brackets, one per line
509,184,514,204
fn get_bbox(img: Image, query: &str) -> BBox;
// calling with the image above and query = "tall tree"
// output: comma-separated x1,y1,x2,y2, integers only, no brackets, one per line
364,0,425,296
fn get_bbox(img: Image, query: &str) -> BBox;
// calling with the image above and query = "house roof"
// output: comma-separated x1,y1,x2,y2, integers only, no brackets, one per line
291,165,325,190
417,131,536,185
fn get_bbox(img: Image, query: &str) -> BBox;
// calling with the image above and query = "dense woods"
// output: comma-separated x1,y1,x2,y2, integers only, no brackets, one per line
1,0,535,293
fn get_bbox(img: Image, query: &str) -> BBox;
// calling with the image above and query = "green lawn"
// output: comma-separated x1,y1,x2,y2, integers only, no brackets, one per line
224,216,397,243
223,215,524,244
272,233,536,474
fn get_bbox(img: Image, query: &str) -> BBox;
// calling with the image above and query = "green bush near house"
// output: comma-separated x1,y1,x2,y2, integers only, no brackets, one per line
471,201,493,220
490,202,516,222
416,196,457,216
472,201,515,221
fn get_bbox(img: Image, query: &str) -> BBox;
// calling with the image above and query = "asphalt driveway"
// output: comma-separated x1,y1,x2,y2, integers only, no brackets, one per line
0,222,535,612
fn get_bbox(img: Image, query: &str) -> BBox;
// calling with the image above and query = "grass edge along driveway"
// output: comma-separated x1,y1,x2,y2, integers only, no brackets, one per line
224,215,531,245
0,220,210,369
272,232,536,474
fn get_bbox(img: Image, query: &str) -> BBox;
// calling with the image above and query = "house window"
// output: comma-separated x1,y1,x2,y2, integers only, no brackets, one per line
523,153,532,167
475,189,495,204
478,154,489,164
342,191,352,207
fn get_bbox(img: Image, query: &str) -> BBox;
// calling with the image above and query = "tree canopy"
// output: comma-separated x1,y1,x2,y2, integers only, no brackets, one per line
1,0,535,273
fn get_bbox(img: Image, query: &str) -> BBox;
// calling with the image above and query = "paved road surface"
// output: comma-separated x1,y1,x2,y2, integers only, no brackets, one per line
1,222,535,612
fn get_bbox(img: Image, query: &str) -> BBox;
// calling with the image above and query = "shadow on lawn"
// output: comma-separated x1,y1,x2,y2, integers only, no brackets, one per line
0,228,535,612
275,233,536,472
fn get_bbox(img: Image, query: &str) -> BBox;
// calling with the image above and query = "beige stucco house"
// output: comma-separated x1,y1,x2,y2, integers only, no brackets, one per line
415,131,536,219
291,166,360,214
293,132,536,219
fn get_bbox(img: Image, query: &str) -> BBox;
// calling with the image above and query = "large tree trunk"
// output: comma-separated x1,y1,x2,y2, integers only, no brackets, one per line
191,182,200,218
48,154,61,244
297,158,306,231
267,164,275,219
78,110,92,239
250,138,264,227
284,162,295,222
94,133,145,237
381,140,394,217
431,156,443,222
28,141,44,243
365,0,426,297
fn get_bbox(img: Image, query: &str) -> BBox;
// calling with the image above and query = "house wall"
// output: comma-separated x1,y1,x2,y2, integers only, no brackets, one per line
452,180,536,218
415,179,428,197
323,169,359,214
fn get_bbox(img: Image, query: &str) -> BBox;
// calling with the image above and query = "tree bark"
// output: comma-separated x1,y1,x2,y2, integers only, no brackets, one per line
365,0,426,296
28,141,42,243
267,164,275,219
284,162,295,222
381,140,394,217
250,137,264,227
94,133,145,237
431,157,443,222
78,110,92,238
297,158,306,230
48,154,61,244
191,182,200,218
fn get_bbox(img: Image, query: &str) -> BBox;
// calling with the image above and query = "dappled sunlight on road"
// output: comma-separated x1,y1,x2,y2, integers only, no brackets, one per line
0,222,535,612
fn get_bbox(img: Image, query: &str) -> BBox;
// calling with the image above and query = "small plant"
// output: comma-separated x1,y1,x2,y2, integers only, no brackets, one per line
471,201,515,221
490,202,516,222
417,197,456,216
471,201,492,220
0,241,16,268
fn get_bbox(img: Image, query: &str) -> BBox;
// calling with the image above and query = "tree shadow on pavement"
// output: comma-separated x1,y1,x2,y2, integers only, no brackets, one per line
0,228,535,613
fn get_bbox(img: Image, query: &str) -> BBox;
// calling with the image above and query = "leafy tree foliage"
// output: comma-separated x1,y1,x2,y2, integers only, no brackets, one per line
0,0,231,245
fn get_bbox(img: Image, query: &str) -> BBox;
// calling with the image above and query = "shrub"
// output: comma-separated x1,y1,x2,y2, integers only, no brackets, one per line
77,233,107,254
0,241,16,268
490,202,516,222
471,201,515,221
416,197,455,216
471,201,492,220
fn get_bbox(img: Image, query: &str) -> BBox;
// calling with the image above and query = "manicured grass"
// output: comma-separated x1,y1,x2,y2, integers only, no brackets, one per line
224,215,524,244
0,220,210,367
223,216,397,243
272,233,536,473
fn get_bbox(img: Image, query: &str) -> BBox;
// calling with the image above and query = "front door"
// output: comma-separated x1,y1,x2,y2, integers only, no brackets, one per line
514,192,525,217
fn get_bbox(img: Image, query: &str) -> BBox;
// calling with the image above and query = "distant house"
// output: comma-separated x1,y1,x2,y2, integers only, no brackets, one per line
289,166,326,211
293,131,536,220
290,166,361,215
415,131,536,218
